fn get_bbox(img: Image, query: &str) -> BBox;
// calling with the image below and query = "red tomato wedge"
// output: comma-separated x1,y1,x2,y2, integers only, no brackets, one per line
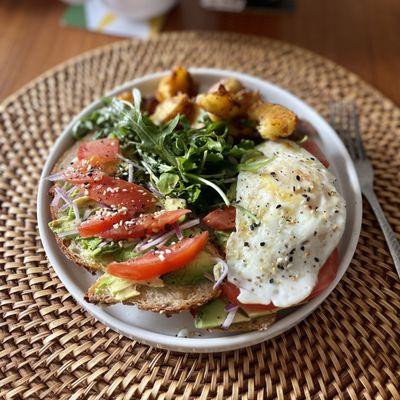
107,231,209,280
64,160,105,184
221,282,277,311
307,248,339,300
221,249,339,310
77,138,120,166
203,206,236,230
86,176,157,211
97,209,191,239
300,139,329,168
78,209,135,238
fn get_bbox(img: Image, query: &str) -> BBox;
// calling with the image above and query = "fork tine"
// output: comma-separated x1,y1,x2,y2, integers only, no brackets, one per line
330,102,356,159
349,103,366,160
343,102,357,160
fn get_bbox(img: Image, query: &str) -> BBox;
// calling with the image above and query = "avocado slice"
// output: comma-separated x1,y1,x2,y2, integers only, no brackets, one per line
94,274,140,301
162,250,216,285
194,299,250,329
212,230,231,252
164,197,187,211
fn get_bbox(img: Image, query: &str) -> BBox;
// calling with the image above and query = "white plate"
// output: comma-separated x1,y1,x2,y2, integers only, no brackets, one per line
37,68,362,353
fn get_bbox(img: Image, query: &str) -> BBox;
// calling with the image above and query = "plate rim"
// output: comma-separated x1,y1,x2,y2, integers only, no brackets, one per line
37,67,362,353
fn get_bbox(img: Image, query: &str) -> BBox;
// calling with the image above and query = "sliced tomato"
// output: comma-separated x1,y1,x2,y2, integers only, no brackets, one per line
98,209,191,239
203,206,236,230
86,176,157,211
77,138,120,166
307,248,339,299
107,231,209,280
221,249,339,309
64,160,105,184
78,208,135,238
221,282,277,311
301,139,329,168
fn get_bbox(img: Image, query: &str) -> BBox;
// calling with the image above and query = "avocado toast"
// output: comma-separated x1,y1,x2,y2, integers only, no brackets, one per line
47,67,344,332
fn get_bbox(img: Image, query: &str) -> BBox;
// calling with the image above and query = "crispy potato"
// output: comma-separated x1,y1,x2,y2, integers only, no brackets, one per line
151,94,192,124
155,66,195,102
235,89,262,112
117,90,133,102
248,102,297,140
208,78,244,94
196,84,242,119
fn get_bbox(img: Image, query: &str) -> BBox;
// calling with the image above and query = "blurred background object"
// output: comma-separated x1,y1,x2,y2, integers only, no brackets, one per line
0,0,399,107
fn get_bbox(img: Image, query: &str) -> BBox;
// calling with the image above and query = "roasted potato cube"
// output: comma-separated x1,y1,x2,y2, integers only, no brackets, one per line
117,90,133,102
196,84,242,119
248,102,297,140
151,94,192,124
155,66,195,102
208,78,244,94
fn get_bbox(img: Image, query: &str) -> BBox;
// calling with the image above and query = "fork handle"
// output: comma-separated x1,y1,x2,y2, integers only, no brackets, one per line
363,188,400,276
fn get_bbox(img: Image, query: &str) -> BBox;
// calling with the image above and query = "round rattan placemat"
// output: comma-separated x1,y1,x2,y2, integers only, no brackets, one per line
0,32,399,400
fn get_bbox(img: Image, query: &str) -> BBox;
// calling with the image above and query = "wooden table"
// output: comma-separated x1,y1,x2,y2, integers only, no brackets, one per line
1,0,399,105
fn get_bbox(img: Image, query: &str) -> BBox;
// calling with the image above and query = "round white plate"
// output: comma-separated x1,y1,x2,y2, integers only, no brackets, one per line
37,68,362,353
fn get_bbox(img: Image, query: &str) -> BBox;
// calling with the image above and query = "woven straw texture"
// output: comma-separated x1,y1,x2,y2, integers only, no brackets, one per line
0,32,399,400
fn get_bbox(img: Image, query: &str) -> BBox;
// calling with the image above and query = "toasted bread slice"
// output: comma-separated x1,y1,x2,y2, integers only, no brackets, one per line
211,312,277,332
49,135,104,274
85,279,220,314
48,135,221,313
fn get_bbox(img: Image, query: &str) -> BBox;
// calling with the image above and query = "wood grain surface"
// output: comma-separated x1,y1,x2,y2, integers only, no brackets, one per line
1,0,399,105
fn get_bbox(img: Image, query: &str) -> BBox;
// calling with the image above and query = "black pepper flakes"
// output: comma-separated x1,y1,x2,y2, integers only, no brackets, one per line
260,242,265,247
244,242,249,247
296,175,301,181
269,279,274,284
276,204,282,209
314,257,319,262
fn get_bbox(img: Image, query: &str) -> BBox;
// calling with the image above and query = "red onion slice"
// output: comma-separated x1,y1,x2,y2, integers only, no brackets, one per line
225,303,238,312
51,192,62,207
45,172,65,182
212,258,229,290
54,187,80,222
138,230,174,252
221,306,238,329
173,223,183,240
146,184,162,198
137,218,200,252
128,163,134,183
156,237,170,249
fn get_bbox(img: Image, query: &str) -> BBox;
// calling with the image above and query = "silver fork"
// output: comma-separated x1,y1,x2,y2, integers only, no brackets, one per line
330,102,400,276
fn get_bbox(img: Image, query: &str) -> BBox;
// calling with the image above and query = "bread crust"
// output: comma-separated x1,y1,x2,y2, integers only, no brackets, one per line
85,280,220,314
211,313,278,332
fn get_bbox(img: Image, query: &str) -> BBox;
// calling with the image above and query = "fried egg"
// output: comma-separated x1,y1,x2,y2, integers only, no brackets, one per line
226,140,346,308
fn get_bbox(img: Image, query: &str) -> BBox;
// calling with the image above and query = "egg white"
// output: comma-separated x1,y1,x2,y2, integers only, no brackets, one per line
226,139,346,308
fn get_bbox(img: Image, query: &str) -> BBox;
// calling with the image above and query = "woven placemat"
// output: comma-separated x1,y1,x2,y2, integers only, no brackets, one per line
0,31,399,400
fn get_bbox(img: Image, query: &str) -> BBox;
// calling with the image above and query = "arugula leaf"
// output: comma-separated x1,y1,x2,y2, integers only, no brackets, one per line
158,173,180,194
73,93,261,211
238,156,275,172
